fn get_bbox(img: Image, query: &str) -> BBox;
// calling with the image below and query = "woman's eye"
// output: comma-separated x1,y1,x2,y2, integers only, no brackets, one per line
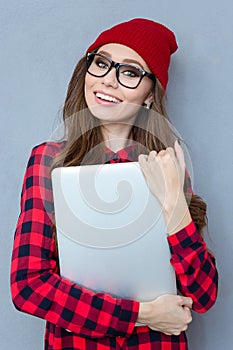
122,68,140,78
95,59,109,69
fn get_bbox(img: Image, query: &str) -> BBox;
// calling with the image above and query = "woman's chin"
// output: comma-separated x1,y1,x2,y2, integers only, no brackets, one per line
88,103,141,125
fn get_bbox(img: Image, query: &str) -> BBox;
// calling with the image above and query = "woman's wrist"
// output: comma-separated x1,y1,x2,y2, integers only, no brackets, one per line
163,195,192,235
137,301,152,324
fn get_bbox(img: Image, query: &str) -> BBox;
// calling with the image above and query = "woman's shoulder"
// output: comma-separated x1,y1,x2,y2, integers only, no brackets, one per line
30,141,66,158
25,141,66,171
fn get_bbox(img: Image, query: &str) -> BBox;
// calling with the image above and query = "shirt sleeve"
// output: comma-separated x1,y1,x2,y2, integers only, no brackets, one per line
10,143,139,338
167,220,218,313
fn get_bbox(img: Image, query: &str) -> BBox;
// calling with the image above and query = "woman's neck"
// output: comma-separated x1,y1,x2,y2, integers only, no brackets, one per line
101,123,133,152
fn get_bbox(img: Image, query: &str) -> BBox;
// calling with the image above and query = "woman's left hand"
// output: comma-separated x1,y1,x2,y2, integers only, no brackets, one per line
138,140,192,235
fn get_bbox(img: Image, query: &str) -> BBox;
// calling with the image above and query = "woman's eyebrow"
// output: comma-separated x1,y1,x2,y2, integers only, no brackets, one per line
123,58,144,69
98,50,144,69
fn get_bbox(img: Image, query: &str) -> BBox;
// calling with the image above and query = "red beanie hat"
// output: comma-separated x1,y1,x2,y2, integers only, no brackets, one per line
86,18,178,90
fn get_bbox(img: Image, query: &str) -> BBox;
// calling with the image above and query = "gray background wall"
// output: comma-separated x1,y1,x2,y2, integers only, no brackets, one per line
1,1,232,349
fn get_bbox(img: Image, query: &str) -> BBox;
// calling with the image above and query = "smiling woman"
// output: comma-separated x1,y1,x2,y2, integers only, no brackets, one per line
10,18,218,350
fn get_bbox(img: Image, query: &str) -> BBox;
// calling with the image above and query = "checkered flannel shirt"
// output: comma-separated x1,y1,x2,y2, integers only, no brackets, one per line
11,142,218,350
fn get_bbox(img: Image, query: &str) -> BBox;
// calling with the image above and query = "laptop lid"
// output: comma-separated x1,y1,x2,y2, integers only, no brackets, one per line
51,162,177,302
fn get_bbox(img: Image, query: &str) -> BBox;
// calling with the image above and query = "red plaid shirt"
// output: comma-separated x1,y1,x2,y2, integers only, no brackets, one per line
11,142,218,350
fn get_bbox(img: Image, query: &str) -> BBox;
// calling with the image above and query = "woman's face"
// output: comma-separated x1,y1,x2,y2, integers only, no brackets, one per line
84,43,154,124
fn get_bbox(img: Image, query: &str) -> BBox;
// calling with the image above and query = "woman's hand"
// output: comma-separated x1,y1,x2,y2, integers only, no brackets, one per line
138,140,192,235
137,294,193,336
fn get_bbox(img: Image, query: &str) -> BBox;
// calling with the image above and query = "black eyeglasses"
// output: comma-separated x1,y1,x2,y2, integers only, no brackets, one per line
86,52,156,89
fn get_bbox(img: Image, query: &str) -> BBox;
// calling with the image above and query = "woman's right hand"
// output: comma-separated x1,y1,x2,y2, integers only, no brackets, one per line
137,294,193,336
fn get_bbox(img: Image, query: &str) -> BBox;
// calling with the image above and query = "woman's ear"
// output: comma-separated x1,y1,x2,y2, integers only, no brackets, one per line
143,92,154,109
143,91,153,106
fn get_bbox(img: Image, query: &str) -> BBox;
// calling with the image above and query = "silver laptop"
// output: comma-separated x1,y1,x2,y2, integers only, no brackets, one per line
51,162,177,303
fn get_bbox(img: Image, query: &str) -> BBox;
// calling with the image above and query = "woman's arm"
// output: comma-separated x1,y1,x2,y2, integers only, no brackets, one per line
168,220,218,313
138,141,218,313
10,142,139,338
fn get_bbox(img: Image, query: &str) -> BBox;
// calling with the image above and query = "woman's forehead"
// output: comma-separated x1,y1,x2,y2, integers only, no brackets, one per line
97,43,152,72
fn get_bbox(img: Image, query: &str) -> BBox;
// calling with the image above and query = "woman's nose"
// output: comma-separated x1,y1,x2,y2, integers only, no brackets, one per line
101,68,118,88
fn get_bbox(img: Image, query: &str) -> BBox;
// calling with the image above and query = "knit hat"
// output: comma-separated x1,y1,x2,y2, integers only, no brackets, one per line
86,18,178,90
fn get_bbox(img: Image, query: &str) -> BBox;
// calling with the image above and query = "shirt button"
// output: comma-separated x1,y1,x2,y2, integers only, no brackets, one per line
111,154,118,161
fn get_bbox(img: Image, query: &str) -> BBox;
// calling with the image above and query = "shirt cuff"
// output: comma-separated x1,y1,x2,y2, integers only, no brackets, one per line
167,220,203,252
115,299,139,337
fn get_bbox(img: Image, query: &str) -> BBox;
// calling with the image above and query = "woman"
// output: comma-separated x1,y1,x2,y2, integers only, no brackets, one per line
11,18,218,349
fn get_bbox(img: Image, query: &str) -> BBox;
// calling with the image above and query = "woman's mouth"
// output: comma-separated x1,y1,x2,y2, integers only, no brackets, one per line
95,92,122,104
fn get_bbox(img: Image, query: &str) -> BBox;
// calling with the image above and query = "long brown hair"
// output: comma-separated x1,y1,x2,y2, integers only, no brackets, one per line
51,55,207,237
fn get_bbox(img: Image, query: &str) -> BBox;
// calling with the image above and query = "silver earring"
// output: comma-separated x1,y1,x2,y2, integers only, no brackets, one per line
146,101,152,110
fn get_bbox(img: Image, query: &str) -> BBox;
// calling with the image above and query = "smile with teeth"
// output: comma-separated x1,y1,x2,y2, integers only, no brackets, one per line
95,92,121,104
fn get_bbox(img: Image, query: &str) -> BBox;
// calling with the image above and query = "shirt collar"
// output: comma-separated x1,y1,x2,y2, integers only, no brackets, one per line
105,144,138,163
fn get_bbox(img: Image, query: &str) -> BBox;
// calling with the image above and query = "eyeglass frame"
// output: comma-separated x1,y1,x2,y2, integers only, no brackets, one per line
86,52,156,89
